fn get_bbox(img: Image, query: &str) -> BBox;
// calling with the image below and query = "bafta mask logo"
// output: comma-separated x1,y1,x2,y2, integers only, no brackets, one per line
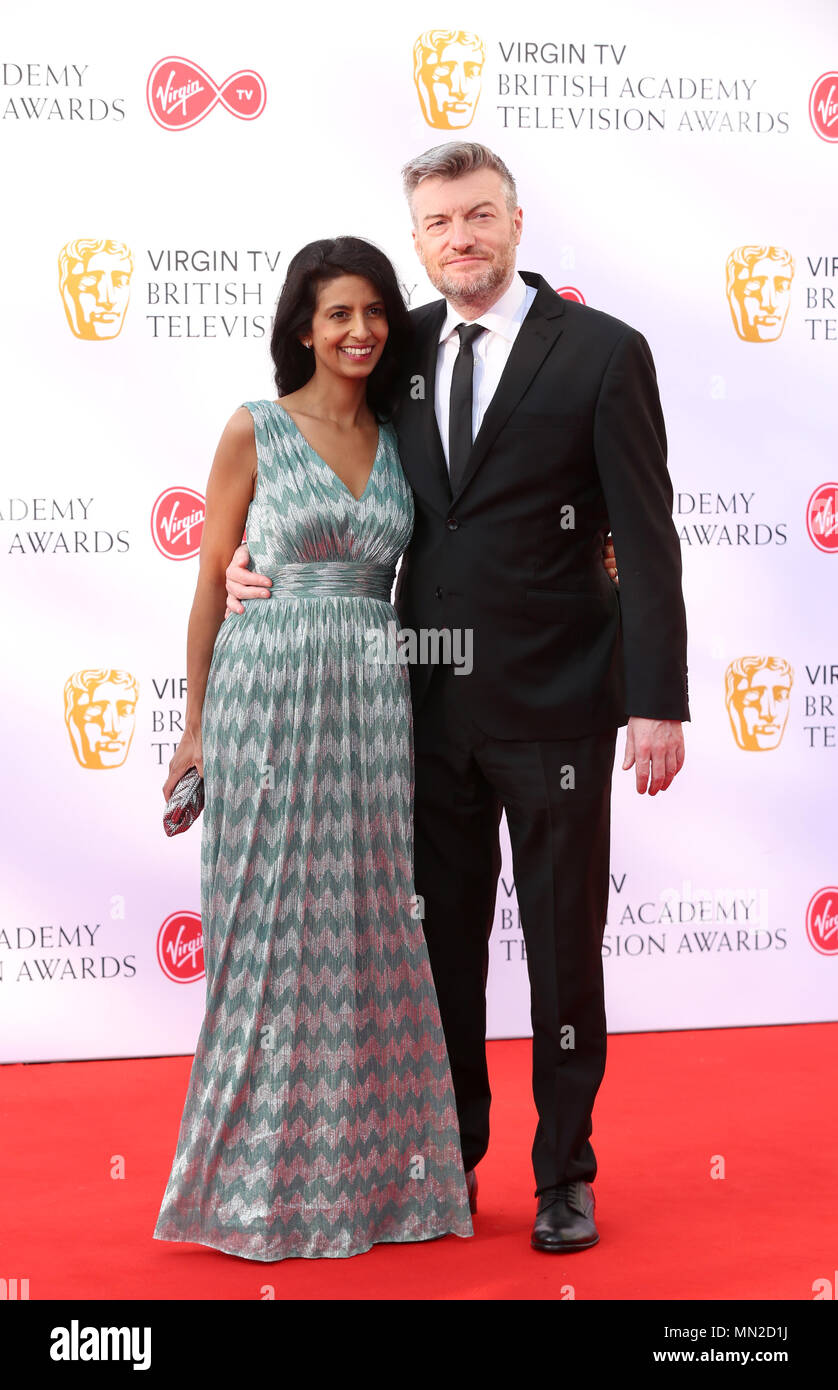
725,656,793,751
726,246,794,343
64,668,139,769
59,239,133,340
413,30,485,129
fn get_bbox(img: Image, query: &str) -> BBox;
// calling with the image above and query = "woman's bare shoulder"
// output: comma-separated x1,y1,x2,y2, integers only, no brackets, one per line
209,407,258,484
215,406,258,456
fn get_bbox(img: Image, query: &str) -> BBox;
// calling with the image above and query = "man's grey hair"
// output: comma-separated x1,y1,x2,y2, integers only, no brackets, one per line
401,143,518,224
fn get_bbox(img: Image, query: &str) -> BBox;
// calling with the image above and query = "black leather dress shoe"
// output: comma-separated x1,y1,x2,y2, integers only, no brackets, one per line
530,1181,598,1253
465,1168,478,1214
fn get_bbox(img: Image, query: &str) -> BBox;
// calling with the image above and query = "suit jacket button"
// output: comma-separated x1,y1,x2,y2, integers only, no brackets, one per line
435,586,443,599
446,517,459,530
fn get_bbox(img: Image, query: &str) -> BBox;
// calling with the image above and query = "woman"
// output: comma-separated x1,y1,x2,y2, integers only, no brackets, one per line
154,236,474,1260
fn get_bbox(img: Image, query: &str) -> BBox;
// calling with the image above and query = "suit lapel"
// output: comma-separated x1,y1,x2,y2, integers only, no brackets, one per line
402,272,567,512
416,301,452,505
450,273,566,505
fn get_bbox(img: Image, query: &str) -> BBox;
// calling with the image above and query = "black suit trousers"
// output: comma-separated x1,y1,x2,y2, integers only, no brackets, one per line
412,660,617,1196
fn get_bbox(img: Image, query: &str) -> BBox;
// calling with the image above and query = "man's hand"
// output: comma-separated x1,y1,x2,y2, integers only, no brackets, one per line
224,542,273,617
622,717,684,794
602,533,618,586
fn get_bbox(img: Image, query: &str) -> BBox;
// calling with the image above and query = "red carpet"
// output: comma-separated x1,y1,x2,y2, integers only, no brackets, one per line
2,1025,835,1300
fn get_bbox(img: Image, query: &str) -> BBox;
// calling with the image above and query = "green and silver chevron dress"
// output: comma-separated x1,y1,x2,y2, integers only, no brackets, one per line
154,399,472,1261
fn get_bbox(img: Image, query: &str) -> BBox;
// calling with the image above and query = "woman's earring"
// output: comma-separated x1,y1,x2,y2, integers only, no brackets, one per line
304,339,312,348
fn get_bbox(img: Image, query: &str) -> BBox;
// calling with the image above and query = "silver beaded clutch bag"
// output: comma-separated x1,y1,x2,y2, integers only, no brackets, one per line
163,765,205,837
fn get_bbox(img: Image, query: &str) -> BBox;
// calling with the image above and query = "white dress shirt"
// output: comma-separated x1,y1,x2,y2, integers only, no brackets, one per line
434,270,538,471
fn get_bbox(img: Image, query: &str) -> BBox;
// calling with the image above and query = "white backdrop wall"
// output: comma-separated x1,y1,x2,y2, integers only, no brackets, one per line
2,0,836,1062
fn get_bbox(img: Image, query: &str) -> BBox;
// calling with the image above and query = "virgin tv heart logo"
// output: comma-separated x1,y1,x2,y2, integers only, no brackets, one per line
806,483,838,554
157,911,205,983
151,487,206,560
806,888,838,956
147,57,267,131
809,72,838,142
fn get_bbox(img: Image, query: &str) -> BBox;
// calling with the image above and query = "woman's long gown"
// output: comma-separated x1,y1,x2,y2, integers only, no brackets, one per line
153,399,473,1260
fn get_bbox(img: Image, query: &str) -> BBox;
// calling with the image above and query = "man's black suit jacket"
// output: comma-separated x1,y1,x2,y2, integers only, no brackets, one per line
391,269,689,740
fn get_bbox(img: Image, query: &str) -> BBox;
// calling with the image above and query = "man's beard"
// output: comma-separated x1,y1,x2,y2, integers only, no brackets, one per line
427,244,517,305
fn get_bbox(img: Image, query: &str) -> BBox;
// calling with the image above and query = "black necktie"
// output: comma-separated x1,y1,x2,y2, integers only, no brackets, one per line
448,322,487,493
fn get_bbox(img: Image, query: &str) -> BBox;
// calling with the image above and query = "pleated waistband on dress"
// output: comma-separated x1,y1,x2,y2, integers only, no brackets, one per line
266,560,396,600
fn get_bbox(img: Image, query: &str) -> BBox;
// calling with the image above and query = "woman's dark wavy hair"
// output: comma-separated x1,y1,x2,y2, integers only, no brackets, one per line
270,236,412,421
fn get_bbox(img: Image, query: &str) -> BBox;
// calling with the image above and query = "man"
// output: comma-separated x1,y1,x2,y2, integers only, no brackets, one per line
225,142,688,1253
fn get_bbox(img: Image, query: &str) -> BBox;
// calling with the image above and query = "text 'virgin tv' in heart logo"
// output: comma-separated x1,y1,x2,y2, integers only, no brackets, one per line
146,57,267,131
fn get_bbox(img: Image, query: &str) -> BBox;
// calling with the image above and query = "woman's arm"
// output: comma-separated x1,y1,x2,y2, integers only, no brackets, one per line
162,407,257,799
